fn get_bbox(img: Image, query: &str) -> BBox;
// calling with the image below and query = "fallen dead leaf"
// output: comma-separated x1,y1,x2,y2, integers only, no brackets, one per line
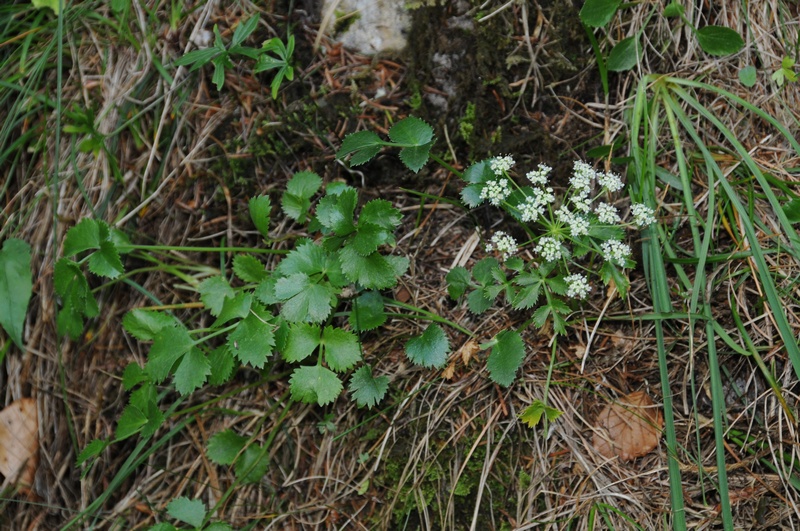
592,391,663,462
0,398,38,489
457,340,479,366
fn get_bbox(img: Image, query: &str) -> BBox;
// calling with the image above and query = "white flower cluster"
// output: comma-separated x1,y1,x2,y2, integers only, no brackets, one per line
490,155,515,175
485,231,518,261
480,178,511,206
565,273,592,299
535,236,563,262
526,164,552,185
555,205,590,237
601,240,632,266
631,203,657,227
518,186,555,222
595,202,620,224
597,171,624,192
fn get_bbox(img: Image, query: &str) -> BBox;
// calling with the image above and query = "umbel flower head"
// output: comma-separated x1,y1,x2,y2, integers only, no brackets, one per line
485,231,518,261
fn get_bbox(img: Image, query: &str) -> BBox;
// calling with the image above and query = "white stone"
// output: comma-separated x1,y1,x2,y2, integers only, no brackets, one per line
321,0,410,55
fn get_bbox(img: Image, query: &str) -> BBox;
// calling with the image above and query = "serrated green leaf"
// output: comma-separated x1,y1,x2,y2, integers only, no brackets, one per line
228,304,276,368
122,309,176,341
233,254,267,283
360,199,402,229
289,365,343,406
336,130,384,166
174,347,211,395
122,363,149,391
322,326,362,372
519,399,563,428
198,276,235,316
316,188,357,236
462,159,496,184
446,266,471,299
0,239,32,348
282,171,323,222
277,240,327,277
349,290,386,331
284,323,321,362
214,292,253,326
254,277,278,305
607,37,640,72
167,497,206,528
399,143,433,173
274,273,335,323
236,444,270,483
579,0,621,27
87,239,124,279
696,26,744,56
129,383,164,438
338,247,407,289
63,218,101,257
486,330,525,387
249,195,272,238
467,289,493,314
76,438,108,467
599,261,630,298
472,257,500,285
388,116,434,145
350,223,392,256
208,345,236,385
349,365,389,409
54,258,97,338
115,403,147,440
145,325,194,383
207,429,247,465
405,324,450,368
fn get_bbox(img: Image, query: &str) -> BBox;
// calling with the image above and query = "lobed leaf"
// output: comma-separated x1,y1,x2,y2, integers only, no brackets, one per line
446,266,471,299
349,365,389,409
145,325,194,383
405,324,450,368
316,188,357,236
282,170,323,223
336,130,383,166
174,347,211,395
207,345,236,385
322,326,362,372
283,323,321,363
198,276,236,316
486,330,525,387
289,365,343,406
349,290,386,332
339,247,408,290
63,218,101,257
233,254,268,283
228,304,276,368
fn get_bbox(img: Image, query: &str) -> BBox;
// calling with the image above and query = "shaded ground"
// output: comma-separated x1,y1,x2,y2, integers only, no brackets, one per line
2,0,800,529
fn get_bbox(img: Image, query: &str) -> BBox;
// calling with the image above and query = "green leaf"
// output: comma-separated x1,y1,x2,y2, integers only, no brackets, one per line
115,403,147,441
289,365,343,406
388,117,434,173
233,254,267,283
579,0,621,28
360,199,402,229
519,399,563,428
662,1,684,17
274,273,336,323
231,15,259,47
472,257,500,285
446,266,471,299
31,0,60,14
283,323,321,362
249,195,272,238
349,365,389,409
350,223,392,256
122,309,176,341
174,347,211,395
736,66,756,88
235,444,270,484
87,240,124,279
207,429,247,465
349,290,386,331
277,240,327,277
145,325,194,383
148,524,178,531
486,330,525,387
399,143,433,173
212,55,227,90
607,37,640,72
174,47,221,69
322,326,362,372
405,324,450,368
205,523,234,531
228,304,276,368
130,384,164,438
338,248,408,290
214,292,253,326
54,258,98,339
783,197,800,223
0,239,32,348
316,188,357,236
122,363,149,390
282,171,323,222
167,497,206,529
207,345,236,385
198,276,235,316
599,261,630,298
336,130,383,166
466,289,494,314
696,26,744,56
63,218,101,257
76,438,109,467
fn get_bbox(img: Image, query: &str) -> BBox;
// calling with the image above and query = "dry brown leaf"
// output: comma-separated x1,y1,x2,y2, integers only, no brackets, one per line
458,340,479,366
0,398,38,488
592,391,663,462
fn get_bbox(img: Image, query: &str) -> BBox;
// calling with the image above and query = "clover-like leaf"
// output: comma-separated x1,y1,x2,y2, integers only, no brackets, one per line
173,347,211,395
519,399,564,428
349,365,389,409
316,188,357,236
274,273,336,323
228,304,276,368
339,247,408,290
405,324,450,368
282,170,323,222
283,323,321,363
446,266,471,299
289,365,343,406
322,326,362,372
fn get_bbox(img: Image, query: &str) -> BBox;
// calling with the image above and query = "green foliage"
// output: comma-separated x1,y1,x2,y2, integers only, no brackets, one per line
771,56,797,87
174,15,294,96
519,399,563,428
738,65,757,87
349,365,389,409
336,116,434,173
167,497,206,528
405,324,450,368
484,330,525,387
0,238,32,349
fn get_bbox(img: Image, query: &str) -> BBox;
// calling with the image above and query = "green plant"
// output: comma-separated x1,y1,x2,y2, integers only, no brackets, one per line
771,56,797,87
0,239,33,353
174,14,294,96
580,0,744,93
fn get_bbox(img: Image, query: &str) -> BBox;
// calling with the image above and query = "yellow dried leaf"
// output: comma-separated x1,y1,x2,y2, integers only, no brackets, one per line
458,340,479,366
0,398,38,488
592,391,663,462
